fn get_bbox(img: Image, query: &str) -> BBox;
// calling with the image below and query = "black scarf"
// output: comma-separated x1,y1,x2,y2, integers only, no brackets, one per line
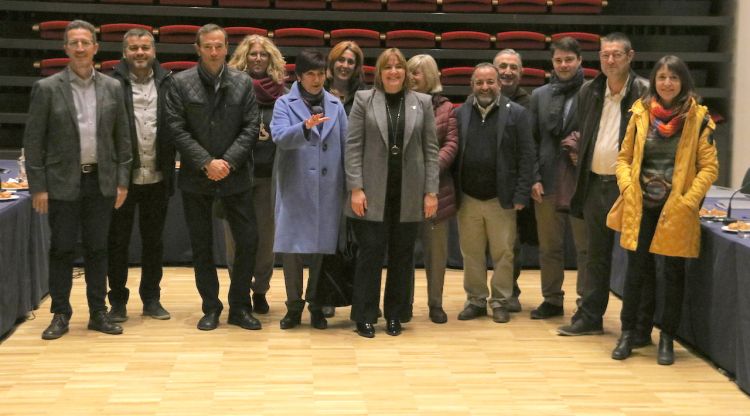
298,83,324,114
546,67,584,137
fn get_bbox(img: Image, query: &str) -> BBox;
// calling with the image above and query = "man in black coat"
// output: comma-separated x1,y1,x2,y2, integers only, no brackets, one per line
453,63,535,324
107,28,175,323
165,24,261,331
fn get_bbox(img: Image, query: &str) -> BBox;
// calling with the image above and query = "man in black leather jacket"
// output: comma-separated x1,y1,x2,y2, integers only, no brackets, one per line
558,32,653,339
164,24,261,331
107,28,174,324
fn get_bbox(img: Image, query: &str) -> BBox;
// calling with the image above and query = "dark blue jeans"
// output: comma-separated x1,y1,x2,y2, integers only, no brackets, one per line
107,181,169,306
48,172,114,317
182,190,257,314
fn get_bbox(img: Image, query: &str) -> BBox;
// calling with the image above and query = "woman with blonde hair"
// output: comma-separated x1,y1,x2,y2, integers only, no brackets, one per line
326,41,367,114
406,54,458,324
609,55,718,365
221,35,286,314
345,48,439,337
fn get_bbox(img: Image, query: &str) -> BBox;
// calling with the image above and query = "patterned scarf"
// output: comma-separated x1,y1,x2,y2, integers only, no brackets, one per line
546,67,584,137
649,100,685,138
252,76,285,106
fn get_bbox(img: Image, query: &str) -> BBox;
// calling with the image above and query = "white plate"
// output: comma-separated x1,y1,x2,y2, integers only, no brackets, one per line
0,195,20,201
721,225,750,233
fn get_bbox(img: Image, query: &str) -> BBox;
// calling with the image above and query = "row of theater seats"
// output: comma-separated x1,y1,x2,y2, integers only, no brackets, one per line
34,22,601,50
64,0,606,14
34,57,601,87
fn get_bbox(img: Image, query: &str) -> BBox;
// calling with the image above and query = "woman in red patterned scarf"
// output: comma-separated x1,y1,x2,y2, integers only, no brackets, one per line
608,55,718,365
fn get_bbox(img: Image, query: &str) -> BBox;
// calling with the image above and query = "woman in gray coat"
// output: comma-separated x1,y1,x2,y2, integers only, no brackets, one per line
271,49,348,330
345,48,440,338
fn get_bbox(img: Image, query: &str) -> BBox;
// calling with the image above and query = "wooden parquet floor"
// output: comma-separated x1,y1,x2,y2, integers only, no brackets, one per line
0,267,747,415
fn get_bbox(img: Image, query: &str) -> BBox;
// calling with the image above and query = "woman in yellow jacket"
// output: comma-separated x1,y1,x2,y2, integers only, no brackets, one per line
608,55,718,365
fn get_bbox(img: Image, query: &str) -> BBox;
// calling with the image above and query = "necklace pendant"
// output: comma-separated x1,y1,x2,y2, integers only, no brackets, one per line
259,122,270,141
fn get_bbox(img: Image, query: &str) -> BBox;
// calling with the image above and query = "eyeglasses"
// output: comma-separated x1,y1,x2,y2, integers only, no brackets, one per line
599,51,628,60
66,40,95,48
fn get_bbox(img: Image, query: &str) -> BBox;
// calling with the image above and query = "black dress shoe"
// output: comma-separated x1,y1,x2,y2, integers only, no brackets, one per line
280,309,303,329
386,319,402,336
457,304,486,320
197,310,221,331
108,304,128,323
429,307,448,324
611,330,634,360
557,319,604,336
228,309,262,330
506,297,522,313
356,322,375,338
631,331,653,349
88,310,123,335
41,314,69,340
143,301,171,320
530,301,564,320
252,293,270,314
657,332,675,365
310,310,328,330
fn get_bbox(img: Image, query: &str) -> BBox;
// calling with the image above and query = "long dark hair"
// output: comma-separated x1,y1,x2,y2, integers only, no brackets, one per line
644,55,696,116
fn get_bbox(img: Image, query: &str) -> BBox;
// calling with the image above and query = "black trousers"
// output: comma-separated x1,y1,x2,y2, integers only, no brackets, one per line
350,212,419,324
575,174,655,330
107,182,169,306
48,172,114,317
182,190,257,314
621,205,686,336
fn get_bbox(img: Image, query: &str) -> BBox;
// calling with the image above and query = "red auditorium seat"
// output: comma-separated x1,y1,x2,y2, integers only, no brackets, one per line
440,67,474,86
34,58,70,77
363,65,376,84
439,31,492,49
161,61,197,72
495,0,548,13
550,0,605,14
98,24,153,42
330,29,381,48
157,25,201,44
97,60,120,75
284,63,297,83
272,28,326,47
583,67,600,80
385,30,436,48
100,0,153,4
218,0,270,6
441,0,493,13
331,0,383,10
275,0,327,9
521,67,546,86
495,31,547,50
551,32,600,50
159,0,212,5
33,21,71,40
225,27,269,44
387,0,438,12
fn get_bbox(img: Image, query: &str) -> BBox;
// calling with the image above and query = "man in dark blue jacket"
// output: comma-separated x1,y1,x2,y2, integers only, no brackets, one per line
165,24,261,331
107,28,174,324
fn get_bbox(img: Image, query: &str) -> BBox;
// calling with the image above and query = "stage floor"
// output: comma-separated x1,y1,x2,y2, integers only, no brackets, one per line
0,268,746,415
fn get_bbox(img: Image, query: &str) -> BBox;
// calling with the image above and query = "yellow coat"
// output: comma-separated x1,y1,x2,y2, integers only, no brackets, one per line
608,98,718,258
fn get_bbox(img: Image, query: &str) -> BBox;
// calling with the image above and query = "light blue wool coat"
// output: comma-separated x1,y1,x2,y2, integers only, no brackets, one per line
270,82,348,254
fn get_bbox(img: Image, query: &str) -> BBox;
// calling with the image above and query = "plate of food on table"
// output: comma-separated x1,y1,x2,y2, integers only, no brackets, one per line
722,220,750,233
0,190,20,201
699,207,727,220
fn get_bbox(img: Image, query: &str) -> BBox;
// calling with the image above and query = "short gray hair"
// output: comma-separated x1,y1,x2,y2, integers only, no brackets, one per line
122,28,155,53
494,49,523,68
64,20,97,44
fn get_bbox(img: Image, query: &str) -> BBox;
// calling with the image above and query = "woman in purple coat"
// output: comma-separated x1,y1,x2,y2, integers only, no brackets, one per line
270,49,348,330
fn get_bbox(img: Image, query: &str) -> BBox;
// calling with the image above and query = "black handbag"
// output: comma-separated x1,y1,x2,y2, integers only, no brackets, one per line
316,220,357,307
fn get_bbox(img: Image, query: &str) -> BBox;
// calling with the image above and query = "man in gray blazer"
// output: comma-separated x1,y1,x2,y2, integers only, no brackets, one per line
528,37,588,320
453,63,535,324
23,20,132,340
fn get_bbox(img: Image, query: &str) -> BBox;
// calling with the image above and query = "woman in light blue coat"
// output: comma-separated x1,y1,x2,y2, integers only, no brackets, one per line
270,49,348,330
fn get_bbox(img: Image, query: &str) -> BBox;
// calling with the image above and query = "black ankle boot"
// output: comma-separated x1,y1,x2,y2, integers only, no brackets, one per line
280,300,304,330
310,310,328,330
611,330,634,360
657,332,674,365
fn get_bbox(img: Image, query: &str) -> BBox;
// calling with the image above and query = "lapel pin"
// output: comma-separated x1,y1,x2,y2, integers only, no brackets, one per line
506,103,511,108
412,105,417,110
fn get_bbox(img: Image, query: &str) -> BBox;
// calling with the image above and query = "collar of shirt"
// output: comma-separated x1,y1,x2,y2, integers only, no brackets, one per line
68,66,96,87
605,74,630,101
129,68,154,84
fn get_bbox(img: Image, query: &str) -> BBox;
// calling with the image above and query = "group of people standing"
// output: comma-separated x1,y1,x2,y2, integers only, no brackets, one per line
23,20,718,366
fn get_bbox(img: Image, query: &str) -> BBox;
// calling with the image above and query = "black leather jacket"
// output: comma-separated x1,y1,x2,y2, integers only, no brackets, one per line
165,64,259,196
569,71,649,218
112,59,176,194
